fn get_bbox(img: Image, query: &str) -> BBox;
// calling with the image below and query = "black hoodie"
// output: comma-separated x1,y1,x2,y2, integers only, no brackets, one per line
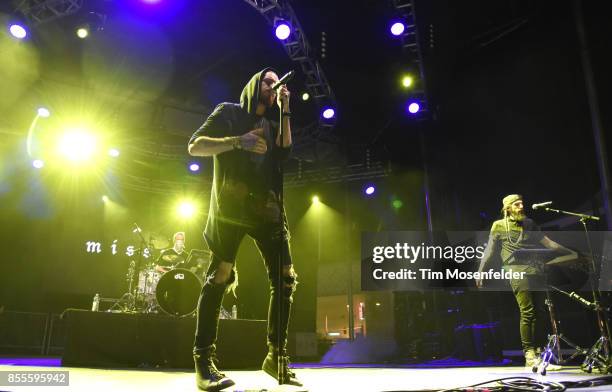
189,69,291,258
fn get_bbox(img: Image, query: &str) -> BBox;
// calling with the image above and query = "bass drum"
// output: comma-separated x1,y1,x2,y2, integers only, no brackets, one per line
155,268,202,317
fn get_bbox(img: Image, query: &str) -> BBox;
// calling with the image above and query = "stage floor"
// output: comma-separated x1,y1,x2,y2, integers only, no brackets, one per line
0,363,610,391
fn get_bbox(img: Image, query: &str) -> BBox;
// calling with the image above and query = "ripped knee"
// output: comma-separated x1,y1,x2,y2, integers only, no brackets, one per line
207,261,235,286
282,266,298,299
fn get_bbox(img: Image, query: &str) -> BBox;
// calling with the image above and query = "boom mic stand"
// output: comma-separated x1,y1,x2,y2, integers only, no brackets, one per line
541,206,610,373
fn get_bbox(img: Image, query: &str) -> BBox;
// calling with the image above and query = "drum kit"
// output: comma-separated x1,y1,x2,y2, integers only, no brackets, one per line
109,229,211,317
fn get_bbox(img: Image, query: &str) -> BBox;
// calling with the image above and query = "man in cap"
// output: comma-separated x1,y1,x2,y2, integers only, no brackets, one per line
477,194,576,369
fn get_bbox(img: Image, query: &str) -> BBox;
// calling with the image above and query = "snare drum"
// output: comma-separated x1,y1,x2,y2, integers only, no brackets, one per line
155,268,202,317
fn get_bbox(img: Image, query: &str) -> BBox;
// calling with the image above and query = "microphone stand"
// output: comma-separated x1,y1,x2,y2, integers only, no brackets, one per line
542,206,610,373
273,86,307,392
276,94,285,388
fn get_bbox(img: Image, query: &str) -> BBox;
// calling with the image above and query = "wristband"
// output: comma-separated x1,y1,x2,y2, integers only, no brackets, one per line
282,111,292,117
228,137,242,150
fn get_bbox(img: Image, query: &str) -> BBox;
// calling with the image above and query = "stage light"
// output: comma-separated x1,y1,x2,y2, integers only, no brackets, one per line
178,201,196,218
312,195,320,204
275,21,291,40
390,22,405,36
189,163,200,172
407,102,420,114
142,0,162,3
365,186,376,195
37,107,50,118
302,92,310,101
102,195,109,203
392,199,403,209
401,75,414,88
322,107,335,119
57,130,97,162
9,24,27,39
108,148,120,157
32,159,44,169
76,27,89,39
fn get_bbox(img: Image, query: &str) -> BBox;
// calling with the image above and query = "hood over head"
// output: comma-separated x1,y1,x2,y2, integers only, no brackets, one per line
240,67,279,117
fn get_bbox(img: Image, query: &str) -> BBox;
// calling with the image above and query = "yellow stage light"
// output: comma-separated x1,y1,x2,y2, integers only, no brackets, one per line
76,27,89,39
177,201,196,218
57,129,97,163
402,75,414,88
312,195,320,204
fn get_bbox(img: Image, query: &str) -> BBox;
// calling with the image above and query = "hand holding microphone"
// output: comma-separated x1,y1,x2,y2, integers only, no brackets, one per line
273,70,294,110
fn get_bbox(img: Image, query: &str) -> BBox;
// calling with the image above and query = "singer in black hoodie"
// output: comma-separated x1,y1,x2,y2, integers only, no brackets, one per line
188,68,301,390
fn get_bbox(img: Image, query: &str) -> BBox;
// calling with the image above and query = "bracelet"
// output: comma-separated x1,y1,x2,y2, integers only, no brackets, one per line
227,137,242,150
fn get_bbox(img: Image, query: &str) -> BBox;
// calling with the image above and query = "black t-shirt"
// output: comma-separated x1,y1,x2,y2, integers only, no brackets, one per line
189,103,290,228
481,217,545,274
156,248,188,268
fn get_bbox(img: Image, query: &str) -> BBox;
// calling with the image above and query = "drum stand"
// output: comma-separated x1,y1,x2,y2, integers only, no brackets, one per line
535,286,589,375
541,207,611,373
109,223,153,314
108,260,138,313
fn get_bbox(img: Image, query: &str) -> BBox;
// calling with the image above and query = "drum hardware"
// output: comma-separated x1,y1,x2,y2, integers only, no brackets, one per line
538,206,611,374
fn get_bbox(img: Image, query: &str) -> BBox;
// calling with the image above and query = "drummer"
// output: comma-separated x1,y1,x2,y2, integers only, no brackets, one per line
155,232,189,273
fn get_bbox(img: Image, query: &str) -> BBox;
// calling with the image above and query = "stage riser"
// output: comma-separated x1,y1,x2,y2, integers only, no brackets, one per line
61,310,267,369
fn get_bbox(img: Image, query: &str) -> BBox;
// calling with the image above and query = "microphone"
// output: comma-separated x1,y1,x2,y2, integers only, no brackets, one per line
532,201,553,210
132,223,142,233
271,70,295,91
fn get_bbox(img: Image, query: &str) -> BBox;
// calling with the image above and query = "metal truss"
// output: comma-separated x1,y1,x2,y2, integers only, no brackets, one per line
15,0,83,25
242,0,337,133
120,161,389,195
391,0,429,110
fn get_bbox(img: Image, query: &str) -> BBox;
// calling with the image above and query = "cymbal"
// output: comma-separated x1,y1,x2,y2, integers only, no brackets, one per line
150,238,170,250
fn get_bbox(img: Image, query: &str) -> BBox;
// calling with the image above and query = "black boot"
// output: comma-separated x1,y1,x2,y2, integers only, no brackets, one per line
261,345,302,386
194,346,235,391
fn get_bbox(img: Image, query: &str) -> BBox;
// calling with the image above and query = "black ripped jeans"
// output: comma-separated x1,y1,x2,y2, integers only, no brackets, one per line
193,222,295,353
510,275,548,353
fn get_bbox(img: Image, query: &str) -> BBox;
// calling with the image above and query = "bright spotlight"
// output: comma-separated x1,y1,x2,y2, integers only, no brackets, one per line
9,24,27,39
32,159,44,169
37,107,50,118
57,130,97,162
312,195,320,204
275,22,291,40
365,186,376,195
390,22,405,36
302,92,310,101
401,75,413,88
189,163,200,172
102,195,109,203
178,201,196,218
76,27,89,39
322,107,335,119
407,102,420,114
108,148,120,157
